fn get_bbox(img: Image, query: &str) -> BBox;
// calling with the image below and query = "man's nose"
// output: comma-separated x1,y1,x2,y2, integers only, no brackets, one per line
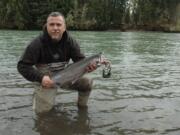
53,24,58,29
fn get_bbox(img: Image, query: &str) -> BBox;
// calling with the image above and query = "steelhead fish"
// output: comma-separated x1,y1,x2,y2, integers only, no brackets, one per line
51,53,110,87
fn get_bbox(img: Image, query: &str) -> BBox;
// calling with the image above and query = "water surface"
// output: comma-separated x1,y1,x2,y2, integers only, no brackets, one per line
0,30,180,135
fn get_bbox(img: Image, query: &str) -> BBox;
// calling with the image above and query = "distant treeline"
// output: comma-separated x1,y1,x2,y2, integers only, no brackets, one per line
0,0,179,31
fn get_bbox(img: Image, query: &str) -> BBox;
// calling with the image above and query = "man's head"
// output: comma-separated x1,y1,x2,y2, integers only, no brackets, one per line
46,12,66,42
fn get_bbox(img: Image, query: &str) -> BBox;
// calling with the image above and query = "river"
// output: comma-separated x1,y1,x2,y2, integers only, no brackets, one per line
0,30,180,135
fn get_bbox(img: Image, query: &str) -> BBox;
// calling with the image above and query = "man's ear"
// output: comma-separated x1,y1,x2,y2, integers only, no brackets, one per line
43,24,47,31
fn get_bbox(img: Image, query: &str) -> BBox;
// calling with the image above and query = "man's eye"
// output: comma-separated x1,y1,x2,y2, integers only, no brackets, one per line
56,24,61,27
50,23,55,26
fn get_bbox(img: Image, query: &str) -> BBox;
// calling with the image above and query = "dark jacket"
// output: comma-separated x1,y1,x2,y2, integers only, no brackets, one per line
17,30,85,83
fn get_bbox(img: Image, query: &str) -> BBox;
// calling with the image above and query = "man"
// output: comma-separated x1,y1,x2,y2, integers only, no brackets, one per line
17,12,96,113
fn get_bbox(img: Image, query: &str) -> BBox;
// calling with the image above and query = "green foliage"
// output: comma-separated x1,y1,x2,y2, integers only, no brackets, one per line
130,0,180,31
0,0,179,31
0,0,28,29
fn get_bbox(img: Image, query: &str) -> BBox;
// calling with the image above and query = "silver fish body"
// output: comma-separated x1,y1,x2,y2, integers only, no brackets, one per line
51,53,103,87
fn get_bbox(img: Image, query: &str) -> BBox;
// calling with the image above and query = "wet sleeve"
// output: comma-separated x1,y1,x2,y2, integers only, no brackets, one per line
17,44,44,83
69,36,85,62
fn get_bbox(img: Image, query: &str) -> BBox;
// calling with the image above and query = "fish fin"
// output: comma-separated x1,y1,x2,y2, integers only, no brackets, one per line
71,72,85,84
71,77,80,84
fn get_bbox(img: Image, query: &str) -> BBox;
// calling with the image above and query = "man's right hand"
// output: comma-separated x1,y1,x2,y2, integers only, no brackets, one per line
42,75,54,88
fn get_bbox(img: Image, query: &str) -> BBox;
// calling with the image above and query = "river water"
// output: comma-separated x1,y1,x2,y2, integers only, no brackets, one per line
0,30,180,135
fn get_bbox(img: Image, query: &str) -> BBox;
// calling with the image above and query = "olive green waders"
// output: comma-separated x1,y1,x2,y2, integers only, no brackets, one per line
32,66,93,113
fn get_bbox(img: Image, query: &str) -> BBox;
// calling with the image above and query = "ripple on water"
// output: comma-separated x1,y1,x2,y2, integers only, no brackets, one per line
0,31,180,135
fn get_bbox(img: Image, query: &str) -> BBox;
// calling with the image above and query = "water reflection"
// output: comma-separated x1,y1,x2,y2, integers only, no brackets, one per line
1,30,180,135
34,106,91,135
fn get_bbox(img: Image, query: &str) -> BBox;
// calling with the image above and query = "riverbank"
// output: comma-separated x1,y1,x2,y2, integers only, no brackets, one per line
119,24,180,33
0,25,179,33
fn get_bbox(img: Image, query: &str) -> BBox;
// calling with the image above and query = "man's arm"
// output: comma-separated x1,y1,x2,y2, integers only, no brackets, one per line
17,42,44,83
17,61,44,83
68,34,97,72
68,35,85,62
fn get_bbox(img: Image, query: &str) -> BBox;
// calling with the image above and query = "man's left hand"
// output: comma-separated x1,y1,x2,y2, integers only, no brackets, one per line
86,62,97,73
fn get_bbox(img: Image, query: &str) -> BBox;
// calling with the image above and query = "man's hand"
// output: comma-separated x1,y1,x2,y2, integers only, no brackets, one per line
42,75,54,88
86,62,97,73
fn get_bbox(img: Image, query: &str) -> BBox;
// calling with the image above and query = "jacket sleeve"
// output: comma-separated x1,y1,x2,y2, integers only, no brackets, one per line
69,35,85,62
17,41,44,83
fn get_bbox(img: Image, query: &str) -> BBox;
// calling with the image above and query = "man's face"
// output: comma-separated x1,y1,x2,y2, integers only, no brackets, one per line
46,16,66,41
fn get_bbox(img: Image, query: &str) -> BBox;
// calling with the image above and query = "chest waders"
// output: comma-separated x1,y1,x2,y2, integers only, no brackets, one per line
33,63,92,113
